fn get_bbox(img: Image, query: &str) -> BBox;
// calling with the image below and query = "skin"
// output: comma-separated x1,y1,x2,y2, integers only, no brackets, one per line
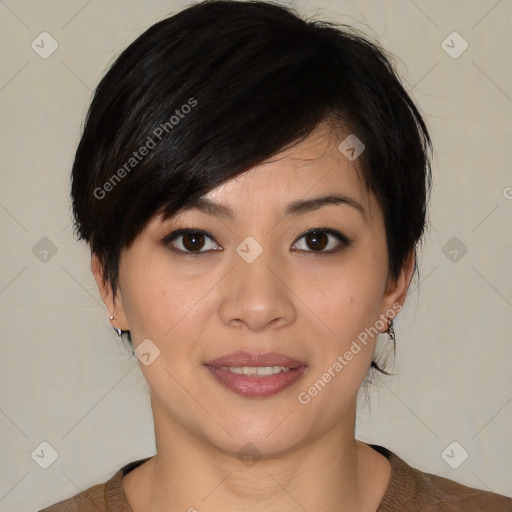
92,122,415,512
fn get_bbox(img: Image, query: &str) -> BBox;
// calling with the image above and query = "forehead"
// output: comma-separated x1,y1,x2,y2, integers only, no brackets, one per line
147,121,380,231
204,122,370,210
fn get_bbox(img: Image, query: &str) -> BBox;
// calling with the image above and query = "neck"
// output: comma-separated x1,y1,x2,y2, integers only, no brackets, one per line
123,400,390,512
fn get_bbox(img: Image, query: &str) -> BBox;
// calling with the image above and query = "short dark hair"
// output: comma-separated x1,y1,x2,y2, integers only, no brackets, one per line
71,0,431,323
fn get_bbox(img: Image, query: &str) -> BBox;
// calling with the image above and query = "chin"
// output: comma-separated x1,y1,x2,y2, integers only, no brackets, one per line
195,405,319,461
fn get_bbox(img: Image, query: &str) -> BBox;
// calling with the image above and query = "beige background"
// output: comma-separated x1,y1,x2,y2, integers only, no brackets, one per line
0,0,511,510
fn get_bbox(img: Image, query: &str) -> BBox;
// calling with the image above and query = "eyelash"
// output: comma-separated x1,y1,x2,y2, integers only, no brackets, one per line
161,228,350,256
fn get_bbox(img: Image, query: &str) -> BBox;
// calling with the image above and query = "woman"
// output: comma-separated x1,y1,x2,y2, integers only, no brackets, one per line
40,0,511,510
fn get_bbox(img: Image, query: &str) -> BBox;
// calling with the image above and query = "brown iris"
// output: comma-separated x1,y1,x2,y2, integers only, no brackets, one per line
182,232,206,251
304,231,328,251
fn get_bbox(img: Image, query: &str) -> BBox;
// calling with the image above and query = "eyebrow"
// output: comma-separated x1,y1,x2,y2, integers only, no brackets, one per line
182,194,367,221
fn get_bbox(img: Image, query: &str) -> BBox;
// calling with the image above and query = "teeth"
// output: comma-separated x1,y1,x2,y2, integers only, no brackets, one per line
220,366,292,376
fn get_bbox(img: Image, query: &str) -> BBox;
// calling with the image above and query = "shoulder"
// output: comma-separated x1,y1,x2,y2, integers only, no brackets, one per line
37,479,111,512
37,458,150,512
372,445,512,511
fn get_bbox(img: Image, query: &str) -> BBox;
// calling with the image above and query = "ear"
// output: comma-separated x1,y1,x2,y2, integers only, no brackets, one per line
378,249,416,332
91,253,130,331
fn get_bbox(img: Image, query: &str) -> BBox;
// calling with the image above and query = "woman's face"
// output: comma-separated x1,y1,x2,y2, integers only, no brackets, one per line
94,123,412,458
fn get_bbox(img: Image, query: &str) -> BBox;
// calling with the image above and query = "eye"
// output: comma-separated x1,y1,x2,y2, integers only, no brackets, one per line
291,228,350,254
162,227,349,255
163,229,221,254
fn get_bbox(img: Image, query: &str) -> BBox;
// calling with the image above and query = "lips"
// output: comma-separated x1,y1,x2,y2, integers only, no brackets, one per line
204,351,308,398
205,351,305,368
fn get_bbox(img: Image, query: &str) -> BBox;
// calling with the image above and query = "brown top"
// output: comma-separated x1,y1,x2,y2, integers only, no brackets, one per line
39,445,512,511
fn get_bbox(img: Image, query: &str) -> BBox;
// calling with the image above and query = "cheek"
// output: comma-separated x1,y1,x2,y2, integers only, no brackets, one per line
291,245,388,403
294,271,385,417
298,255,387,339
118,254,212,345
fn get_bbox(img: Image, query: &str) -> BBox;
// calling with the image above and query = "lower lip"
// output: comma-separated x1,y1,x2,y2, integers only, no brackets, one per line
205,365,307,398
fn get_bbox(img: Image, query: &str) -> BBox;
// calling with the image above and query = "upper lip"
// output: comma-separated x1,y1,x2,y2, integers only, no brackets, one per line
204,351,306,368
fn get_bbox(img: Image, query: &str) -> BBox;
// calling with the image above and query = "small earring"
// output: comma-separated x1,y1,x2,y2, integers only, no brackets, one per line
387,318,395,343
109,314,122,337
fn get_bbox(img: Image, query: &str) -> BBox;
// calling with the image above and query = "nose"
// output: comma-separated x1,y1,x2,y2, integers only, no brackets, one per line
218,250,297,332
